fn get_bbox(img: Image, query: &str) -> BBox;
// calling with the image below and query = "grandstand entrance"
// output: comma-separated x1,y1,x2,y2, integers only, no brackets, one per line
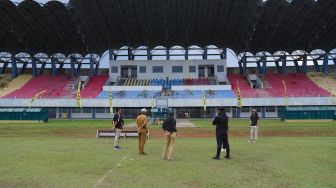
198,65,214,78
121,66,137,78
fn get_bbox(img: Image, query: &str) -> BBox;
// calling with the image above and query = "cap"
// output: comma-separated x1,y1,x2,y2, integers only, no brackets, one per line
141,108,147,113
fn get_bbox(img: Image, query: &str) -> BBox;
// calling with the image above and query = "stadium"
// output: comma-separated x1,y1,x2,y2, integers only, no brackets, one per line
0,0,335,187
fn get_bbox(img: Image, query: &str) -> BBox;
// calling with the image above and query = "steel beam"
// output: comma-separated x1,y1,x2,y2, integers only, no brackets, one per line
31,58,38,77
322,54,329,75
313,59,320,72
51,57,56,77
262,56,267,75
20,61,28,74
39,61,46,75
293,60,301,73
302,54,307,74
282,56,287,75
11,56,18,77
1,61,9,74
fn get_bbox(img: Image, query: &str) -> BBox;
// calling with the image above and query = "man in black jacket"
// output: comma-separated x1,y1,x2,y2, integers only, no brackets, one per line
212,107,230,160
162,112,177,160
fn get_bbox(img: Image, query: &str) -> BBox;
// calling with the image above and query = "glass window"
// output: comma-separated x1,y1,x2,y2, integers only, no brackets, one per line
189,66,196,73
139,66,146,73
266,106,276,112
96,108,105,113
217,65,224,72
153,66,163,73
172,66,183,73
111,66,118,73
72,108,81,113
240,107,250,113
58,108,67,113
83,108,92,113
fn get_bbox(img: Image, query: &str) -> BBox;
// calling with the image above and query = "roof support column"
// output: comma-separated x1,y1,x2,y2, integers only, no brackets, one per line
76,62,82,76
238,59,243,74
166,49,170,60
185,48,188,60
243,56,247,75
262,55,267,75
256,59,262,74
282,56,287,75
70,57,76,77
31,58,38,77
11,56,18,78
20,61,28,75
128,47,133,60
109,49,113,61
94,62,99,76
322,54,329,75
275,61,281,74
293,60,301,73
312,59,320,72
58,61,64,74
51,57,56,77
147,48,152,60
221,48,227,59
1,61,9,74
39,61,46,76
89,56,94,78
302,54,307,74
203,48,208,60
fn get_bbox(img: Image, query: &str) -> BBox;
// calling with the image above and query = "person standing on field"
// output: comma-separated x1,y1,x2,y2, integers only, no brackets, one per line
136,108,148,155
113,108,124,150
249,109,259,143
162,112,177,160
212,107,230,160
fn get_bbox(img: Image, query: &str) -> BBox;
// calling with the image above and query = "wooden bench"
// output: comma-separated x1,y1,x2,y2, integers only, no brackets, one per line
96,129,150,139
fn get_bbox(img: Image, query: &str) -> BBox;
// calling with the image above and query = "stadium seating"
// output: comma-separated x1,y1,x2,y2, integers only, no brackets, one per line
0,74,12,88
0,75,32,97
228,73,330,98
260,73,330,97
3,75,73,99
97,90,160,99
81,75,109,98
307,72,336,96
227,74,258,97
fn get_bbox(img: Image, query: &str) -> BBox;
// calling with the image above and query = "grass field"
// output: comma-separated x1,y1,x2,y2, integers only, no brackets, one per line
0,119,335,188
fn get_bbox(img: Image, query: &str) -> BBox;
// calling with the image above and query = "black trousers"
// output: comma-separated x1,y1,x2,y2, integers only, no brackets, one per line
216,133,230,157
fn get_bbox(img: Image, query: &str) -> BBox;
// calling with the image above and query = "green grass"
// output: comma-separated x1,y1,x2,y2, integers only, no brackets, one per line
190,118,336,128
0,120,336,188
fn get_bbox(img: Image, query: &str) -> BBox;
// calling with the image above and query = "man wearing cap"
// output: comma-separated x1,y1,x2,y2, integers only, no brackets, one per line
136,108,148,154
113,107,124,150
249,109,259,143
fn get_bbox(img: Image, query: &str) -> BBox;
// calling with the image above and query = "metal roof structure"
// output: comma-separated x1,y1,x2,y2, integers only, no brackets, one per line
0,0,335,56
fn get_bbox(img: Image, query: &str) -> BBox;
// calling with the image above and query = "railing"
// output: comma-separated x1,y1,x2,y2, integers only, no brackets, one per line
0,97,335,107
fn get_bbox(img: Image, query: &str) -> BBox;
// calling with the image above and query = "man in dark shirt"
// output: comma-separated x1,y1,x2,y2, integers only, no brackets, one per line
113,108,124,150
249,109,259,143
212,107,230,160
162,112,177,160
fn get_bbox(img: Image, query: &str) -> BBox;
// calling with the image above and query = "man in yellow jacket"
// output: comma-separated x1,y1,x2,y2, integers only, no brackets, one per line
136,108,148,155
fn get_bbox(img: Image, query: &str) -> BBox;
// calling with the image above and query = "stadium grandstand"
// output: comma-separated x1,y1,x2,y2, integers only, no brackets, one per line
0,0,335,119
